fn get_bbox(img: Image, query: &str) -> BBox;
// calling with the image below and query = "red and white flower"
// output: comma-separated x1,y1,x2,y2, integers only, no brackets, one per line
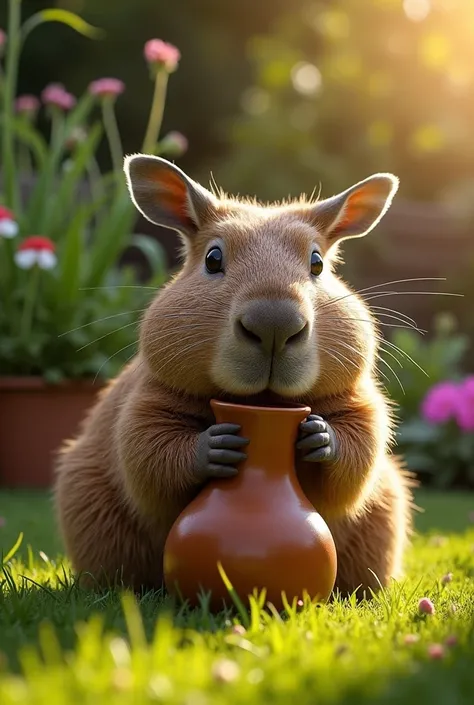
15,236,57,270
0,206,18,238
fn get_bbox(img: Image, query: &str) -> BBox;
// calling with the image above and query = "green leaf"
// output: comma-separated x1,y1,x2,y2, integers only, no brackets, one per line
2,532,24,565
43,368,66,384
0,115,48,169
21,9,105,44
46,122,103,236
466,463,474,484
396,419,439,445
57,208,85,307
132,234,168,280
402,451,434,473
84,190,136,288
24,94,96,234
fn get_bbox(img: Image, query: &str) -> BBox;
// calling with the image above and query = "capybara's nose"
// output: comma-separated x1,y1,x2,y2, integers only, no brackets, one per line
237,299,308,355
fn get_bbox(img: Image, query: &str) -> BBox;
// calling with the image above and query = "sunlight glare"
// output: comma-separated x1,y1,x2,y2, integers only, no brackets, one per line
291,62,322,96
403,0,431,22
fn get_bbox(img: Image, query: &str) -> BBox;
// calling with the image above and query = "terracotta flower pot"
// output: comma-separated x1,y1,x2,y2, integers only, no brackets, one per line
163,399,337,611
0,377,103,488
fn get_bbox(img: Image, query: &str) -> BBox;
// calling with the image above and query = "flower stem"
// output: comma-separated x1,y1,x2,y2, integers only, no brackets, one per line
18,139,32,176
2,0,22,212
49,105,64,151
20,263,40,342
101,97,123,174
87,157,105,222
142,68,169,154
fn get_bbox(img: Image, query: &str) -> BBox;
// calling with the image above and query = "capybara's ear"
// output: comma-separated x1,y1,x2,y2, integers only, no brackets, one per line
124,154,218,239
306,173,399,246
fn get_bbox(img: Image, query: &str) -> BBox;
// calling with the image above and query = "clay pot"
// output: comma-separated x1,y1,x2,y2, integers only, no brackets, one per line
0,377,103,488
163,399,337,611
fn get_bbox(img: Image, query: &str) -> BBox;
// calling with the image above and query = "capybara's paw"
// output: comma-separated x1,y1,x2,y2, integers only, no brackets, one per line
195,424,249,480
296,414,337,462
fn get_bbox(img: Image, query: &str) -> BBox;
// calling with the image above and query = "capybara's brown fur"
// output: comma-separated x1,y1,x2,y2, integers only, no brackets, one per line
54,154,415,596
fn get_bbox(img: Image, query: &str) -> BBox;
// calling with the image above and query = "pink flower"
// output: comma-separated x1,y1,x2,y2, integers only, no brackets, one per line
88,78,125,98
429,535,447,547
159,131,188,158
211,658,240,684
41,83,76,111
14,236,57,270
421,381,460,425
15,94,40,115
231,624,246,636
427,643,445,659
144,39,180,72
455,376,474,432
0,206,18,239
403,634,420,645
445,635,458,647
441,572,453,585
418,597,435,615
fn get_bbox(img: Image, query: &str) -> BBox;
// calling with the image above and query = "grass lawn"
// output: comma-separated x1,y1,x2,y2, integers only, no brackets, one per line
0,488,474,704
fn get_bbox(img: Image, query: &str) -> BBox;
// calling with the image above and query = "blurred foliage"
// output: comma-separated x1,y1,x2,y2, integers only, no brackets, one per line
4,0,474,204
379,311,473,488
398,414,474,489
0,0,301,176
380,311,470,418
0,0,172,380
215,0,474,203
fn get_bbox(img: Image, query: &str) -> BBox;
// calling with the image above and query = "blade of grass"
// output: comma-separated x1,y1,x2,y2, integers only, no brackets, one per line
2,532,24,565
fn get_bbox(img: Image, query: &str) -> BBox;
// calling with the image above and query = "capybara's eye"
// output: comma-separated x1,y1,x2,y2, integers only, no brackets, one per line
310,251,323,277
205,246,224,274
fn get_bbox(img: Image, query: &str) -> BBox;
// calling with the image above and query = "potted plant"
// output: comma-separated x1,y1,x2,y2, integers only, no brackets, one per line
0,0,187,488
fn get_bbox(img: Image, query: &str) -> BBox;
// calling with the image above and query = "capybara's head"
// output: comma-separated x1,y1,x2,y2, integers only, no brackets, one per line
124,155,398,400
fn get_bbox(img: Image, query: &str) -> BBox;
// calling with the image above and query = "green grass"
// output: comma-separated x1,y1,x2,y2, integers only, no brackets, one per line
1,489,474,704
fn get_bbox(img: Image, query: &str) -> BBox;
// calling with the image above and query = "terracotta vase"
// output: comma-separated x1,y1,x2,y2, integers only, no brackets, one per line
163,399,337,611
0,376,103,488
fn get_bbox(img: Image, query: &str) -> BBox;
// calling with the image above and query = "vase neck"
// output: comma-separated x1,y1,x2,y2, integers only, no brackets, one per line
245,415,299,476
211,401,310,479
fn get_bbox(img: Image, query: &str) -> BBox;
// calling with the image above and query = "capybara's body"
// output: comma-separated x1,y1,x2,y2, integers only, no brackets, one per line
54,154,414,597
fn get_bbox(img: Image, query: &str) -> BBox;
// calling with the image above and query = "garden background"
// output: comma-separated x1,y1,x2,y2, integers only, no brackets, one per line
2,0,474,491
1,2,474,702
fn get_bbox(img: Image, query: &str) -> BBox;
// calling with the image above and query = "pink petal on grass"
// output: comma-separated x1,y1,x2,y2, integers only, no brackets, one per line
427,643,445,659
404,634,420,645
441,572,453,585
418,597,435,615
